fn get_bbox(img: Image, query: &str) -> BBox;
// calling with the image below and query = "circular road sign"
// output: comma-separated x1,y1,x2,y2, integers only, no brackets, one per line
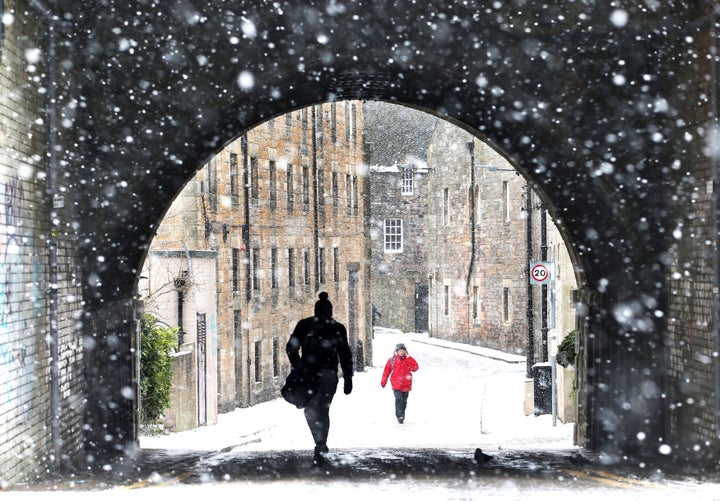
530,262,551,285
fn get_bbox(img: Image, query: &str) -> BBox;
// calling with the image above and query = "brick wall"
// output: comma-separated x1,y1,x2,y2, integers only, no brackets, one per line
664,24,718,457
0,0,85,486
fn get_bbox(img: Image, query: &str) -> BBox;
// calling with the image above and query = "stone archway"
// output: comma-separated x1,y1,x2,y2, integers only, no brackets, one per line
56,1,714,466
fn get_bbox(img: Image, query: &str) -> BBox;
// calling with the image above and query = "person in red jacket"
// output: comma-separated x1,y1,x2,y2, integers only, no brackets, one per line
380,343,419,424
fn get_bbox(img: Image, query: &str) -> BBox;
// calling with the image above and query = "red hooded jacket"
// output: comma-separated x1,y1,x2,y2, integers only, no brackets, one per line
381,352,419,392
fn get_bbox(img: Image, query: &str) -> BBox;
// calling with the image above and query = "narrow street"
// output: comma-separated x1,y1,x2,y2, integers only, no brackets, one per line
6,330,720,499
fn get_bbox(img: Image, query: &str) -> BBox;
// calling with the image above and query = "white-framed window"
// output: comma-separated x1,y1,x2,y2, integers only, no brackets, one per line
401,167,413,195
384,218,403,252
502,181,510,223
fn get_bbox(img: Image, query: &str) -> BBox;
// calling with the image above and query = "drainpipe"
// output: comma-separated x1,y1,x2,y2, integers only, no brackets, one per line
312,105,320,291
242,134,251,303
466,141,476,344
466,141,476,294
29,0,60,471
526,185,534,379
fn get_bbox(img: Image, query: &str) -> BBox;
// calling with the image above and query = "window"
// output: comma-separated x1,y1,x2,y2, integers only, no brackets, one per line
254,340,262,382
503,181,510,223
302,165,310,212
271,247,278,289
333,247,339,283
344,101,350,145
330,102,337,144
269,160,277,208
251,156,259,206
207,158,218,213
503,287,510,321
401,167,413,195
304,248,311,287
315,105,324,151
352,175,359,216
285,112,292,140
351,102,358,148
443,187,449,226
232,248,240,292
444,286,450,316
318,247,326,285
384,218,403,252
230,152,239,205
473,286,479,320
252,248,260,291
318,166,325,209
345,173,352,214
286,163,294,212
332,171,339,214
233,310,242,375
272,337,279,377
288,248,295,287
301,108,309,155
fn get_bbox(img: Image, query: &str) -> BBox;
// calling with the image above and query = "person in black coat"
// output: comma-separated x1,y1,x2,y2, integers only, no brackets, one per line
286,292,353,465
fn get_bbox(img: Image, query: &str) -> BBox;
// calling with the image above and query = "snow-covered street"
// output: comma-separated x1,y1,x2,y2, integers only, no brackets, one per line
140,328,572,454
6,329,720,499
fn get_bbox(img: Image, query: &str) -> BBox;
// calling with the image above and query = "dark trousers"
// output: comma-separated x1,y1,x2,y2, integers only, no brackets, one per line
304,369,338,449
393,389,410,419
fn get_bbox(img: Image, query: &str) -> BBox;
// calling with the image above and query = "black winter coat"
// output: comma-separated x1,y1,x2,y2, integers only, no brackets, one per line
286,316,353,379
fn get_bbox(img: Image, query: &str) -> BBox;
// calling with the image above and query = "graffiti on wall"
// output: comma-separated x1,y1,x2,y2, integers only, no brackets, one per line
0,176,35,419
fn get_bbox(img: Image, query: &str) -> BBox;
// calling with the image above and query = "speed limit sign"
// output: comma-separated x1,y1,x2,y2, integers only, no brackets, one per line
530,261,554,285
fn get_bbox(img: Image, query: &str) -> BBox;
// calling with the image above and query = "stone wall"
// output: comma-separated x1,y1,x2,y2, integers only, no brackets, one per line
369,164,432,333
142,101,371,424
426,120,530,353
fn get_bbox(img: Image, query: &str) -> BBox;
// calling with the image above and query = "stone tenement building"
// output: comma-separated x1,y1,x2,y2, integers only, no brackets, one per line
369,163,432,333
141,101,370,429
426,119,577,358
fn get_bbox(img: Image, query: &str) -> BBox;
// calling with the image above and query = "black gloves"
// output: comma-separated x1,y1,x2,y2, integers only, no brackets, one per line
343,377,353,395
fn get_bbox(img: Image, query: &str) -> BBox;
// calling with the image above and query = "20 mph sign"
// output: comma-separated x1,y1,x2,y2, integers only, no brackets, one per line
530,261,554,285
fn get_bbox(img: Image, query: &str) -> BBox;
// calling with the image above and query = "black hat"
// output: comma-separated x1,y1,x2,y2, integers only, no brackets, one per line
395,343,407,352
314,292,333,318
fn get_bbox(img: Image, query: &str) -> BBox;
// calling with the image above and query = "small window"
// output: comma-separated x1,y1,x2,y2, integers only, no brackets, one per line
288,248,295,288
269,160,277,208
254,340,262,382
401,167,413,195
272,337,279,377
503,287,510,322
304,248,311,287
318,247,326,285
286,163,294,212
384,219,403,252
333,247,340,283
271,247,278,289
503,181,510,223
251,156,259,206
232,248,240,292
302,165,310,212
230,152,239,201
252,248,261,291
473,286,479,320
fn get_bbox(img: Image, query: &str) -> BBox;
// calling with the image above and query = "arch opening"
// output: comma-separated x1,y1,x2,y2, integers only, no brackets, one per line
136,101,584,458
